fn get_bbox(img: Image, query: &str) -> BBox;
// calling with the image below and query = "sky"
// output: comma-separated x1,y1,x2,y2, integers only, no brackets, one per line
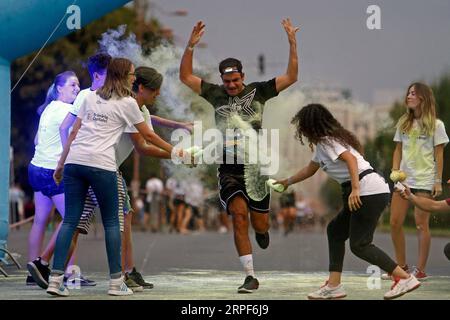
148,0,450,104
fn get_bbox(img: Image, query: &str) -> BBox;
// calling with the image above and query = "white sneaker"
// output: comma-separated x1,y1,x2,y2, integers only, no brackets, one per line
46,274,69,297
384,275,421,300
108,276,134,296
307,281,347,300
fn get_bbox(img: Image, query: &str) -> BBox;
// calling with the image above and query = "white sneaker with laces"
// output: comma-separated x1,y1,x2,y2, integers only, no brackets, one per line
46,274,69,297
108,276,133,296
384,275,421,300
307,282,347,300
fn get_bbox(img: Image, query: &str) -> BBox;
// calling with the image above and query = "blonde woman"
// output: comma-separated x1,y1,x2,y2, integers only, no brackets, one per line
27,71,80,286
384,83,448,280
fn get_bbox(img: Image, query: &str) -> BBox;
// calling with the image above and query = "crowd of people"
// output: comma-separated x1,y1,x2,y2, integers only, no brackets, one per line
16,17,449,300
133,175,230,234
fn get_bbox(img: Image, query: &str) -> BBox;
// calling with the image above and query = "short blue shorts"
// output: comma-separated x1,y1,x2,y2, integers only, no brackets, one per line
28,163,64,197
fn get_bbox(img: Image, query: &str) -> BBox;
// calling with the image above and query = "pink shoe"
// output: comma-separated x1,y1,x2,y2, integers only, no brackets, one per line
410,266,428,281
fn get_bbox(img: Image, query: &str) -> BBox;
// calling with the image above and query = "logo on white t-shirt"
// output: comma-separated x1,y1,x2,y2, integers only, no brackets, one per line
92,113,108,123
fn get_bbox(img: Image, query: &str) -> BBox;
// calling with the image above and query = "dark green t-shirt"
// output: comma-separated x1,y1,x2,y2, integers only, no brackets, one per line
200,78,278,135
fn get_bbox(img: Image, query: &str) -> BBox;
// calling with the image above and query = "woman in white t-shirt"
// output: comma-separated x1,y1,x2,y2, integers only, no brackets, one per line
387,83,448,280
46,58,179,297
27,71,80,284
276,104,420,300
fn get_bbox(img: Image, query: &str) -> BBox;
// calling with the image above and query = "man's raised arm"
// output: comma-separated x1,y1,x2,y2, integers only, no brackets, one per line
179,21,205,94
275,18,300,93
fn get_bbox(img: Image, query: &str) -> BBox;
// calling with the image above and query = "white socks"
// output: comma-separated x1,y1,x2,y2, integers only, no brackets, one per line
239,254,255,277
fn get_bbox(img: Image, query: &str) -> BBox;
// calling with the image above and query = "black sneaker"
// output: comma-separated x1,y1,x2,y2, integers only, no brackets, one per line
237,275,259,293
79,275,97,286
27,257,50,289
128,267,154,289
255,232,270,249
26,275,37,286
64,274,97,287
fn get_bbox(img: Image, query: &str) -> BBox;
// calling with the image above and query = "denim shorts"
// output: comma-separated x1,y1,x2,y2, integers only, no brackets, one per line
28,163,64,197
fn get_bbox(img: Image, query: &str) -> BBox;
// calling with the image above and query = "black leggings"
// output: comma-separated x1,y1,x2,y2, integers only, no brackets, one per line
327,191,398,273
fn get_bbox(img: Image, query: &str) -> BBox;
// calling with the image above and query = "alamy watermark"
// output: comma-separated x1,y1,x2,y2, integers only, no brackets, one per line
66,5,81,30
366,265,382,290
366,5,382,30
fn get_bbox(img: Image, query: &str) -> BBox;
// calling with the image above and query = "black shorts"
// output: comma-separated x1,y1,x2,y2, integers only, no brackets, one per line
218,164,270,215
144,201,152,213
280,193,295,208
188,205,201,218
410,188,432,195
173,197,185,207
